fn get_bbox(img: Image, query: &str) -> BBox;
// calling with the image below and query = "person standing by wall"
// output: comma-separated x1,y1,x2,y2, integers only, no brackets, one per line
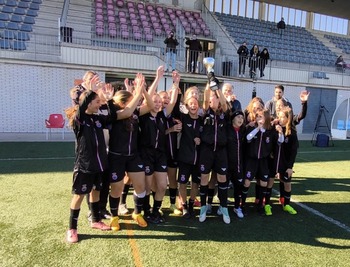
259,48,270,78
185,34,202,73
164,30,179,72
237,41,249,77
277,17,286,36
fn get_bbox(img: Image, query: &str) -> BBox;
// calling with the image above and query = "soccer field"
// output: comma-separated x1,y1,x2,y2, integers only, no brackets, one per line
0,141,349,267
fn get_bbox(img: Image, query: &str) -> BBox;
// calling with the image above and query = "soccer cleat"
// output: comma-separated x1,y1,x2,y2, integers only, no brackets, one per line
222,207,231,224
199,205,207,223
169,204,182,215
91,221,111,231
217,205,222,216
100,209,112,219
182,209,191,219
118,204,129,216
207,204,212,214
219,206,231,224
132,213,148,227
283,204,297,215
264,204,272,216
66,229,78,243
233,207,244,219
109,216,120,231
241,206,248,216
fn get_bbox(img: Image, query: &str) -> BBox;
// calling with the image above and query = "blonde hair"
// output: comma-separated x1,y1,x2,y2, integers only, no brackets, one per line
279,107,293,136
113,90,133,108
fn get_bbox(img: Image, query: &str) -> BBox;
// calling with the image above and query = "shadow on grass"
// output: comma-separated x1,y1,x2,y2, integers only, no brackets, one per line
73,201,350,250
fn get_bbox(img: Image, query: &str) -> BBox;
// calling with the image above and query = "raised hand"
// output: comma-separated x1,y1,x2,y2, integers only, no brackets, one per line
101,83,114,101
133,73,145,96
300,90,310,102
172,70,180,85
156,65,165,79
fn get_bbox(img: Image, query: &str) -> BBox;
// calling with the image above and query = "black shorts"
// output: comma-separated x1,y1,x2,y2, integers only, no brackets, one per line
244,157,269,182
167,158,179,168
72,170,102,195
199,144,228,175
141,148,168,176
228,168,244,185
279,171,292,182
109,153,145,183
178,161,201,184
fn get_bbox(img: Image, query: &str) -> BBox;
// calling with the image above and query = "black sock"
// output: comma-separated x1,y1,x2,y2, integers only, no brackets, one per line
234,183,242,209
182,201,188,210
279,182,285,199
188,198,194,213
265,188,272,205
217,181,228,208
169,188,177,205
284,191,291,205
90,201,100,223
99,172,110,211
143,194,151,214
69,209,80,230
133,193,144,214
207,188,215,204
258,186,267,208
200,185,209,206
109,195,120,217
241,185,250,206
121,184,130,205
255,183,261,200
153,200,162,215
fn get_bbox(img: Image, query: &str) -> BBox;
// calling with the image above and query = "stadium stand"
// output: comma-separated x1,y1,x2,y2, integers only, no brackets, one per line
215,12,337,66
325,34,350,55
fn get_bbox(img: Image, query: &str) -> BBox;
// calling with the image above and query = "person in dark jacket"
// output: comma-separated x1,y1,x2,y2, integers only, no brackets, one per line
249,44,260,79
237,41,249,77
164,30,179,72
65,89,114,243
277,17,286,35
185,34,202,73
259,48,270,78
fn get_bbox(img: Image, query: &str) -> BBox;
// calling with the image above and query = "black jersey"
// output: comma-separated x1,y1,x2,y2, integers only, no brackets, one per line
245,126,276,159
139,110,167,153
274,129,299,173
201,108,228,150
164,113,178,161
178,113,202,165
73,101,109,173
109,107,140,156
227,125,245,174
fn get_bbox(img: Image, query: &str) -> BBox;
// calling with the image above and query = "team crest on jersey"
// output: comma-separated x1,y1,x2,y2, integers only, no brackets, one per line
95,120,102,128
112,172,118,181
133,114,138,120
81,184,87,192
199,126,203,132
200,164,205,172
145,166,150,173
285,137,289,143
180,174,186,182
220,113,225,120
246,171,251,179
266,137,270,143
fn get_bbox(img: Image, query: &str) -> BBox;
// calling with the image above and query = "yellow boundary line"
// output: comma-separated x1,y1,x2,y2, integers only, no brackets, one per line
125,219,143,267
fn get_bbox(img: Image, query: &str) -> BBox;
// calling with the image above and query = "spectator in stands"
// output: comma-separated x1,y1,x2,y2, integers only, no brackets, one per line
249,44,260,79
335,55,346,72
164,30,179,72
237,41,249,77
277,17,286,36
185,34,202,73
259,48,270,78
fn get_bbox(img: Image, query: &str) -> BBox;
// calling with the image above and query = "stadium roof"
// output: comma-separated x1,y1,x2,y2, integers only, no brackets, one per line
259,0,350,20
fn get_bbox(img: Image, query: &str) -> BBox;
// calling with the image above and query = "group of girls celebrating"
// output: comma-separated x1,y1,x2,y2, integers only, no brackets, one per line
65,66,308,243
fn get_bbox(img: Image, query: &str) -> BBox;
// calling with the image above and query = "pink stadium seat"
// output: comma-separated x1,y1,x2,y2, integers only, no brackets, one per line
171,19,177,27
193,13,200,19
185,11,191,18
159,12,165,19
176,10,182,16
96,8,103,14
119,11,126,18
108,16,116,23
96,14,103,21
96,20,104,27
169,13,176,20
144,26,151,34
120,17,127,24
137,3,144,9
107,9,115,16
142,20,150,27
147,5,154,11
45,114,65,140
130,13,137,20
129,7,135,13
116,0,124,8
194,27,201,35
167,8,173,14
149,10,156,17
160,17,167,24
140,14,147,21
150,16,158,23
131,19,138,26
185,26,191,34
109,22,116,30
154,28,162,36
96,2,102,8
203,28,210,36
120,24,128,30
127,2,134,8
121,30,129,39
197,18,203,23
139,9,145,15
96,27,104,36
188,16,194,22
145,33,153,42
107,4,114,10
109,28,117,38
133,31,142,41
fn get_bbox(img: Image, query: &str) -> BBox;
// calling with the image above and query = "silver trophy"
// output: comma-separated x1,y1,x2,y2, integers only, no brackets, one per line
203,57,219,90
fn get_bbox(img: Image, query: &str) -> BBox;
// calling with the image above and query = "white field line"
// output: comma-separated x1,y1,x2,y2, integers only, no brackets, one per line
272,189,350,233
0,157,74,161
